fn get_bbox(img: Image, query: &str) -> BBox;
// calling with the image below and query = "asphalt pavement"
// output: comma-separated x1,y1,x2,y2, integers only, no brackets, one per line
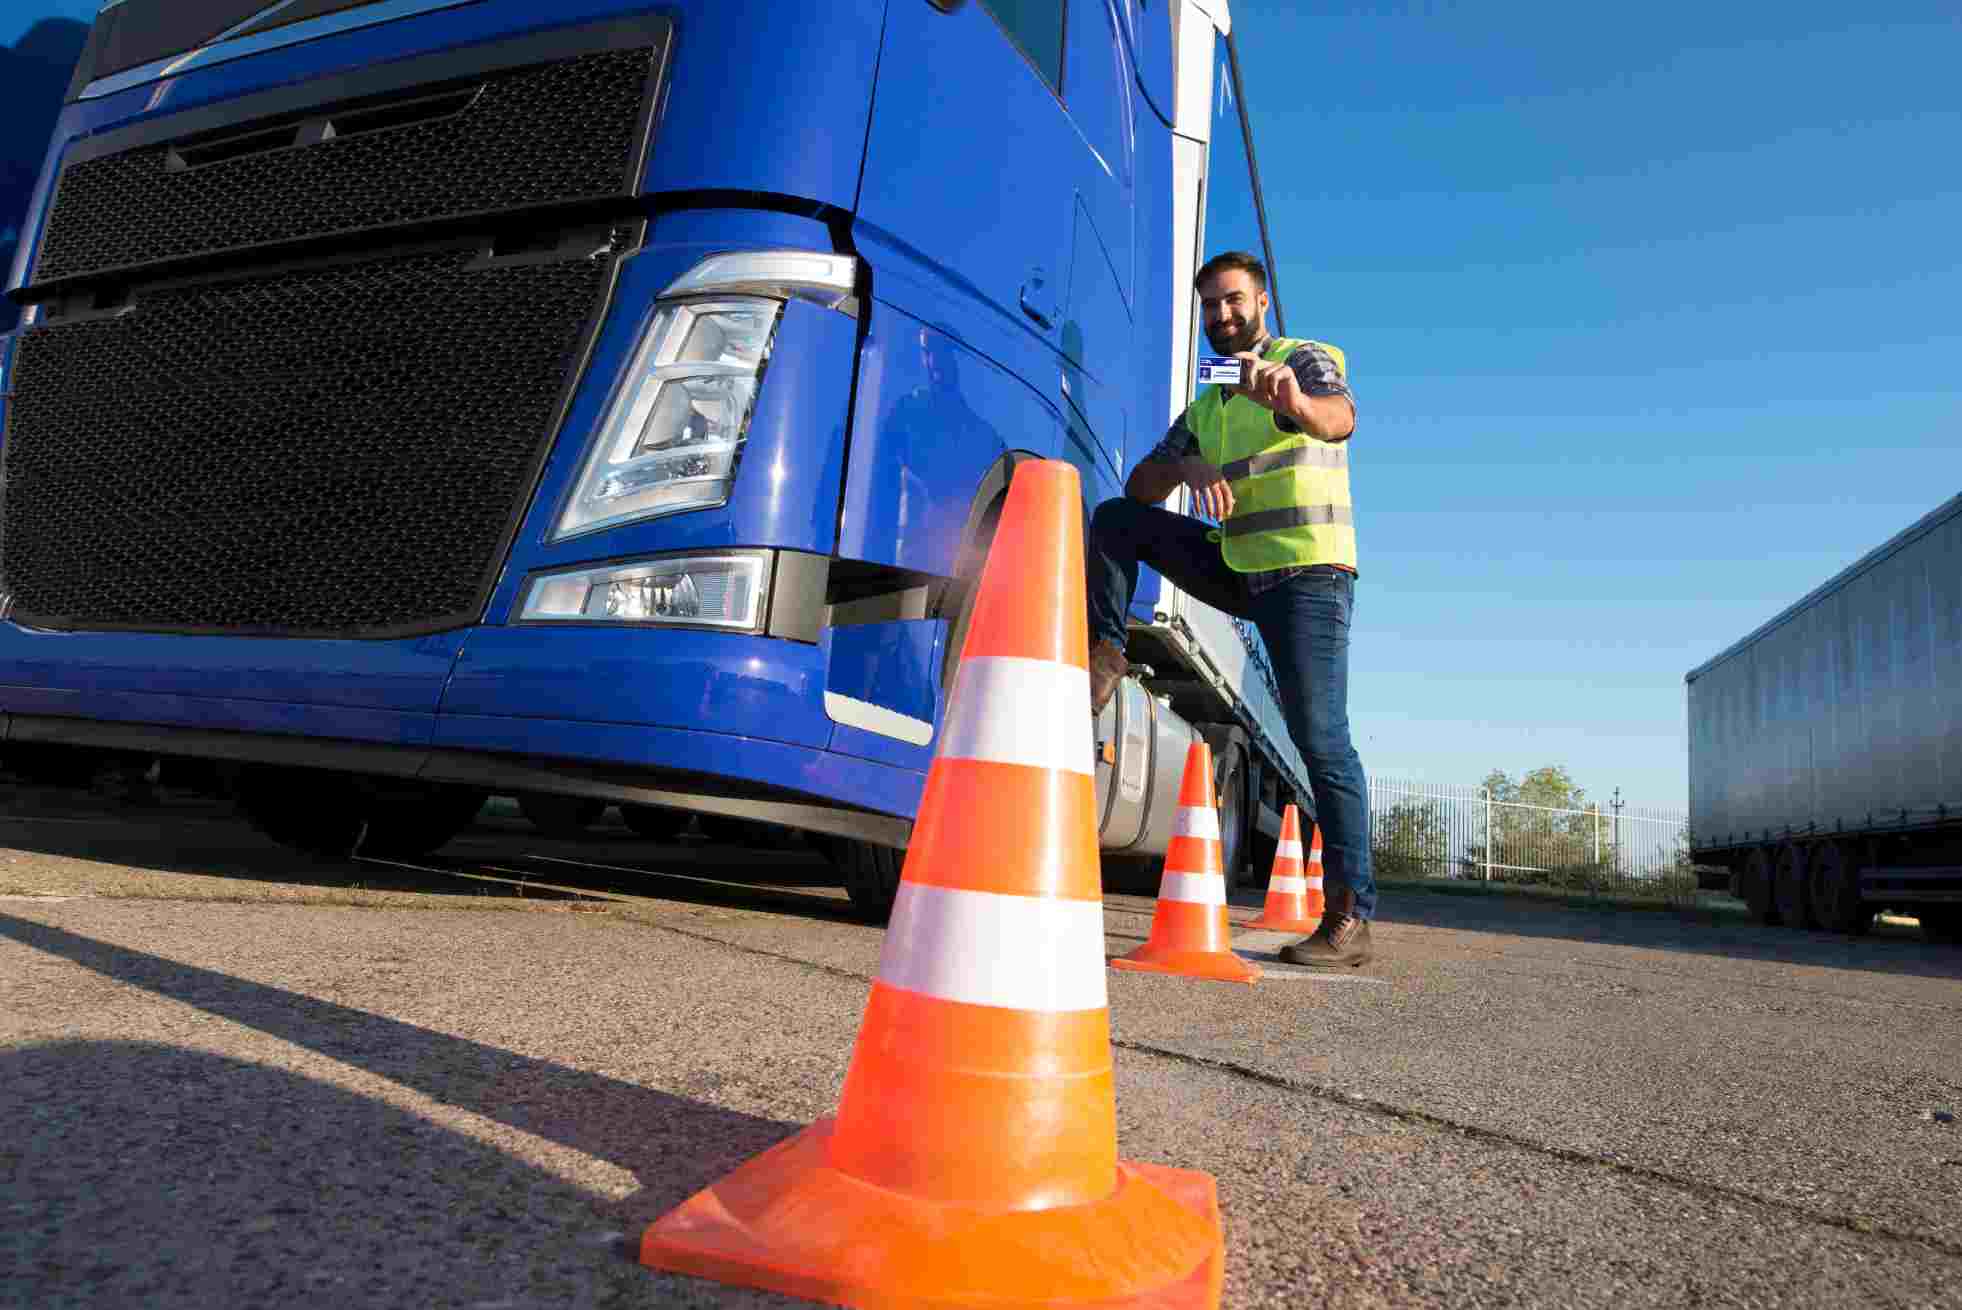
3,783,1960,1308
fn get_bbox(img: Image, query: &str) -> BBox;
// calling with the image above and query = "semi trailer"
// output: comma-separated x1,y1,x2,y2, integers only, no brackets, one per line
1685,491,1962,940
1,0,1317,920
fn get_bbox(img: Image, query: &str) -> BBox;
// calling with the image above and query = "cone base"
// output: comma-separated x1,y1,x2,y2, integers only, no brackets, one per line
1109,944,1261,984
641,1118,1223,1310
1247,913,1321,933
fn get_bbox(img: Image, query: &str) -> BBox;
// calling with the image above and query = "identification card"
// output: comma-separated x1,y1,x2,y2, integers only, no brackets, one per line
1196,355,1243,386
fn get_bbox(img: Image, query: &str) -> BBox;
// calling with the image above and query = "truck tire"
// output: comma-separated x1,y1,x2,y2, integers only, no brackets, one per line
1212,741,1249,888
1245,767,1280,884
1739,845,1779,924
620,804,686,839
1808,840,1871,935
1772,842,1812,930
3,743,105,788
517,794,606,837
1920,908,1962,945
234,767,486,860
818,837,904,923
360,789,489,859
694,813,754,845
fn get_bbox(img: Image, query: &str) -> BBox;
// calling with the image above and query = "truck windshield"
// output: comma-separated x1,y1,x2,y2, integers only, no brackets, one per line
79,0,391,86
1203,30,1285,330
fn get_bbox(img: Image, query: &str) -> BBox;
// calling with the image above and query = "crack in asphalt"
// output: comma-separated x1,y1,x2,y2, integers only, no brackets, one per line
621,911,1962,1263
1108,1037,1962,1261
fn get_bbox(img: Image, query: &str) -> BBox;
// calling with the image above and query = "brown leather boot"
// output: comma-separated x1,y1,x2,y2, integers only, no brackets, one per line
1279,885,1373,968
1089,639,1129,716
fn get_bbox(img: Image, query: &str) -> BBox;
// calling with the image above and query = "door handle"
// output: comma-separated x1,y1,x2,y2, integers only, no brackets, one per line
1019,267,1055,330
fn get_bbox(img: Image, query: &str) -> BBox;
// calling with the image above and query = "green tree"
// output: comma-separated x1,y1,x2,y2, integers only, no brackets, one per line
1462,765,1614,888
1373,798,1451,879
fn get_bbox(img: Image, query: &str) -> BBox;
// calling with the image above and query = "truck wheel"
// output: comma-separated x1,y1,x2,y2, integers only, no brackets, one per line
1245,770,1281,884
1772,842,1812,930
360,789,489,859
1740,845,1779,924
517,794,606,837
3,743,105,788
1808,840,1871,935
1212,741,1249,888
694,813,752,845
620,804,686,839
817,837,904,923
1920,908,1962,945
234,768,486,860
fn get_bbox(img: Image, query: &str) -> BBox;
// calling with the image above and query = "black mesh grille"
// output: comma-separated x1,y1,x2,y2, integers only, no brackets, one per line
0,228,632,637
33,46,655,286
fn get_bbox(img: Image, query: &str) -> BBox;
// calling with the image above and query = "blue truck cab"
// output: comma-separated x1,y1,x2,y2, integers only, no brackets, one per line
1,0,1311,919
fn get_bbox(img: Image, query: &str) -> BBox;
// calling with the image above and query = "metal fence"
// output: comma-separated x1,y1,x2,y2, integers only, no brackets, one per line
1367,776,1691,895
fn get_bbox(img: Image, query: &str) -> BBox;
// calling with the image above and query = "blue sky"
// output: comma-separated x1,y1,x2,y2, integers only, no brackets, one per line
9,2,1960,811
1218,3,1962,810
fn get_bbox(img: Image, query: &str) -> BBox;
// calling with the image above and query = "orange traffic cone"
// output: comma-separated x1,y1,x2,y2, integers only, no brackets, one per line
641,460,1223,1308
1110,740,1261,984
1248,805,1323,932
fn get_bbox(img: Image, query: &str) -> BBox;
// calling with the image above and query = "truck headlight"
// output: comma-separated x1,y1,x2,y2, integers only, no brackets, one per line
518,552,769,630
551,251,856,541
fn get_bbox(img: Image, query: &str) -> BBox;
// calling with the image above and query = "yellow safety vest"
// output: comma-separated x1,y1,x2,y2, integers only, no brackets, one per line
1188,336,1357,572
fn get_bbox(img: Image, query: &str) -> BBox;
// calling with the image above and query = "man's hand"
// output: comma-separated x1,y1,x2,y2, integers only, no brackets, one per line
1179,455,1234,520
1231,351,1304,417
1230,350,1356,440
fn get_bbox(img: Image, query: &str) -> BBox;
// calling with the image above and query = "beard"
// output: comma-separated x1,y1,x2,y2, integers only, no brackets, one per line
1205,319,1261,355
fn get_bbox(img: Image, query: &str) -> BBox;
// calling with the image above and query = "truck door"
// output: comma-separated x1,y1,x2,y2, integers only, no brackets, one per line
830,0,1139,772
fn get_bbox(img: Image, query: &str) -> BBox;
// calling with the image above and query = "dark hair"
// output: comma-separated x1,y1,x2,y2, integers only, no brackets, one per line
1194,251,1266,293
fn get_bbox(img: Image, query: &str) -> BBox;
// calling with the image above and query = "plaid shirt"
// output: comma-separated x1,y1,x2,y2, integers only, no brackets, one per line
1147,335,1357,592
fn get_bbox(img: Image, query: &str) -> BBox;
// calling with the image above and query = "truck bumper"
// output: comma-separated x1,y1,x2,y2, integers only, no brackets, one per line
0,619,929,831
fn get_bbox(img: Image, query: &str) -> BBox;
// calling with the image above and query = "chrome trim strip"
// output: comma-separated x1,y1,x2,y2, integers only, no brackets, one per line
79,0,482,100
823,693,936,747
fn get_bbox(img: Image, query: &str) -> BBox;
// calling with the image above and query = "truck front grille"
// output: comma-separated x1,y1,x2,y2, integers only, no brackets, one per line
31,45,659,288
0,227,632,638
1,22,667,638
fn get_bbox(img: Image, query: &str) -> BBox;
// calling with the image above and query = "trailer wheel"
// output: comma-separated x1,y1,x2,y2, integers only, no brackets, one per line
1807,840,1871,935
517,794,606,837
1739,845,1779,924
1772,842,1812,930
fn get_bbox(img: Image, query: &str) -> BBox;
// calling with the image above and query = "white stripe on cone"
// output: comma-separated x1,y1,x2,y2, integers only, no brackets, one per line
1156,871,1227,906
1276,839,1303,860
1269,875,1308,894
879,882,1109,1012
1170,806,1220,840
937,656,1093,776
1306,875,1325,890
1309,847,1324,865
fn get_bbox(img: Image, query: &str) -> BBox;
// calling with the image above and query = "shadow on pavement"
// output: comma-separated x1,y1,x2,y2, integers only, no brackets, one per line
1375,886,1962,980
0,779,857,921
0,913,809,1307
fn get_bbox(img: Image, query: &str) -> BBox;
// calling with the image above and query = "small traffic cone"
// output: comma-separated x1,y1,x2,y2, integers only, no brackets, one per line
1248,805,1323,932
641,460,1223,1308
1110,740,1261,984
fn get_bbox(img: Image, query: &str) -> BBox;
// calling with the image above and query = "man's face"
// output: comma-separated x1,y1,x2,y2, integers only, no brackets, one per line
1198,269,1268,355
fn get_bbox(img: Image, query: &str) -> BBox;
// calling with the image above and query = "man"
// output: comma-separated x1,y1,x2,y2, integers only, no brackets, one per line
1087,251,1374,967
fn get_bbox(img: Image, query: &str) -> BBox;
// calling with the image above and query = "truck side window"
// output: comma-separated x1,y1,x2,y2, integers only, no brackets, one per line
979,0,1065,92
1202,32,1281,325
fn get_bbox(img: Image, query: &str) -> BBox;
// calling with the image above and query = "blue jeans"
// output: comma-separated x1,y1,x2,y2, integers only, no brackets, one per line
1087,497,1375,919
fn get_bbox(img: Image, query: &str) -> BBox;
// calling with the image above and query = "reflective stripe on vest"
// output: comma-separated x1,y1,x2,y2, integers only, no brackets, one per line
1188,336,1357,573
